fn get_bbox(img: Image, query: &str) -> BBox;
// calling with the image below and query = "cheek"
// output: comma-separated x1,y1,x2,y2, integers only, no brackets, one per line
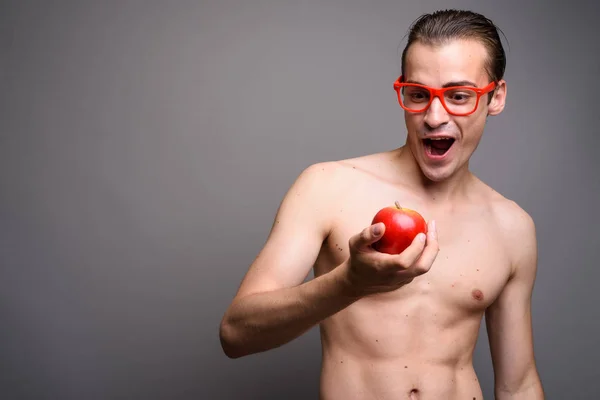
458,114,487,143
404,114,422,135
454,97,489,136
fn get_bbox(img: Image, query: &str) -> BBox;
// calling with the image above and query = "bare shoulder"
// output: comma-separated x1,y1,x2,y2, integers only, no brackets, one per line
289,150,395,224
481,184,537,275
335,149,405,184
284,154,377,226
282,160,343,229
490,194,535,238
302,150,394,186
293,158,357,199
287,149,391,202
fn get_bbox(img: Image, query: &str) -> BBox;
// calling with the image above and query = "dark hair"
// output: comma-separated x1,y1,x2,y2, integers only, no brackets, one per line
401,9,507,84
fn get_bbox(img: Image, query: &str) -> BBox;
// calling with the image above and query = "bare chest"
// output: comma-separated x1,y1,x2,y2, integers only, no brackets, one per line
314,193,512,313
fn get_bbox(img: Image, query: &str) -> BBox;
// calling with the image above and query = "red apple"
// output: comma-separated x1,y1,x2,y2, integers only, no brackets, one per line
371,201,427,254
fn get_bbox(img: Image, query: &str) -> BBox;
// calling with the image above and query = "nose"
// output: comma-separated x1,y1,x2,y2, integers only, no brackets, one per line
423,96,450,129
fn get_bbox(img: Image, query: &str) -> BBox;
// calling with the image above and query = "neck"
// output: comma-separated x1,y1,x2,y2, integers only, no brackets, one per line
392,145,474,204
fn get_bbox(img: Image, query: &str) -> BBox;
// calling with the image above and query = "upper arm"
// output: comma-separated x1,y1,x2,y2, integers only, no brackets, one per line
486,203,540,391
232,162,337,300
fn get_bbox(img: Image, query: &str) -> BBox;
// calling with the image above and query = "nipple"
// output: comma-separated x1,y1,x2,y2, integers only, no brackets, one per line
472,289,484,301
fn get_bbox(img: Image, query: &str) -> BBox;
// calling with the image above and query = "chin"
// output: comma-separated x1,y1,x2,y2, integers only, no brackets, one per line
405,140,445,180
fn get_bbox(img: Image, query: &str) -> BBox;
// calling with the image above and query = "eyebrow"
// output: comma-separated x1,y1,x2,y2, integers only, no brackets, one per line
405,79,478,88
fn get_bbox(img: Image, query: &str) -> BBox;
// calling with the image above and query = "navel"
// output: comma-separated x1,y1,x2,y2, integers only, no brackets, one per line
409,388,419,400
471,289,484,301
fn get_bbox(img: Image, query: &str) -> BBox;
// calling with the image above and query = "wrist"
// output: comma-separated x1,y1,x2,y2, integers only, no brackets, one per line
332,259,365,301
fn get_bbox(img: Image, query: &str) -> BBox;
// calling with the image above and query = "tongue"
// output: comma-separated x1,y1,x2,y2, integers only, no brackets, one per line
429,139,453,155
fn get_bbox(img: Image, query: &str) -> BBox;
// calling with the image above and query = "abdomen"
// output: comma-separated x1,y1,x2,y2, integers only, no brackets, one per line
320,291,483,363
319,353,484,400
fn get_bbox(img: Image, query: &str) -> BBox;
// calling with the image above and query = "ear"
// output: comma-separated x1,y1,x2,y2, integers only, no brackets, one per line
487,79,506,116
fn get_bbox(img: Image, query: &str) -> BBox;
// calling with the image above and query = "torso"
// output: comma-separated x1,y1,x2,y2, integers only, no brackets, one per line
313,150,514,400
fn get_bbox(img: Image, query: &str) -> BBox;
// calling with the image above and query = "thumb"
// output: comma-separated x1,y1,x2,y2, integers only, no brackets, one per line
350,222,385,250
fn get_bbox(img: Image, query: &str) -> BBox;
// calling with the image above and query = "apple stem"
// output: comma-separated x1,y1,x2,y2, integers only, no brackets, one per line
395,201,401,209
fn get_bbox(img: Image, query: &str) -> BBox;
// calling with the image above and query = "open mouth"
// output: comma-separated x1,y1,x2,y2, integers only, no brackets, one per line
423,138,455,157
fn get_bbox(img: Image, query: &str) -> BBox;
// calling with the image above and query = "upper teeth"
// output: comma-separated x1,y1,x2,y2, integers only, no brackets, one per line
431,138,450,140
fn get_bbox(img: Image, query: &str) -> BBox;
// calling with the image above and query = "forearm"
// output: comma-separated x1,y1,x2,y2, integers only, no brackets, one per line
219,261,360,358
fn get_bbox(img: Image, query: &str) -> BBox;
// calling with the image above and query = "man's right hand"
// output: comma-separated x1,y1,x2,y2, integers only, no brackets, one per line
345,220,439,297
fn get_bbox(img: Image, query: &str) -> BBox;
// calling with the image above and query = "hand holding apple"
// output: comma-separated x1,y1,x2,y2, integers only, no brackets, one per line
343,204,438,297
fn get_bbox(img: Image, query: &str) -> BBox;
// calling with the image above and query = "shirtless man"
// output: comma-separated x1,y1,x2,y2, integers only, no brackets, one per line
219,9,544,400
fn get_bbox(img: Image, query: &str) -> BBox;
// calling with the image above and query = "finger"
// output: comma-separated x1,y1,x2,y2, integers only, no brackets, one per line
349,222,385,251
407,220,440,276
393,231,427,268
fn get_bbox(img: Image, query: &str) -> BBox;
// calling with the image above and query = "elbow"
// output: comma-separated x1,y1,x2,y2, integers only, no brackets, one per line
219,318,248,359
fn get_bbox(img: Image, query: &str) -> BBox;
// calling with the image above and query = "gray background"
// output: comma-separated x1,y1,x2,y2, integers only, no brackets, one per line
1,0,599,399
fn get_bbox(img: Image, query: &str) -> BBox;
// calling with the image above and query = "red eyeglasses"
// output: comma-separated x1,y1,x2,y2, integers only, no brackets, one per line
393,76,496,116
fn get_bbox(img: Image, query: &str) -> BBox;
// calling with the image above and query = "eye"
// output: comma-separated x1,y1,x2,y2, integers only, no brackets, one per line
406,88,429,103
446,89,476,104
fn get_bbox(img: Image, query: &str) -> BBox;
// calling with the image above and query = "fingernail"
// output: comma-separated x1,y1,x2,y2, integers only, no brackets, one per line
419,233,426,242
372,224,382,236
